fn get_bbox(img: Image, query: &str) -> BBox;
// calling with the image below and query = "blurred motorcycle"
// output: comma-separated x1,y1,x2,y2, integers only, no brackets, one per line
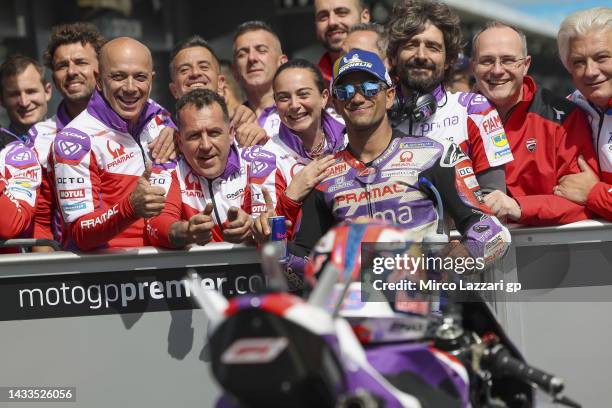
187,220,580,408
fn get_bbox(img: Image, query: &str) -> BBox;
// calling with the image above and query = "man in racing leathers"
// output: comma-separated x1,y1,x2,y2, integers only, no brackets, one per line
386,0,513,193
146,89,253,248
0,140,41,240
289,49,510,271
50,38,174,250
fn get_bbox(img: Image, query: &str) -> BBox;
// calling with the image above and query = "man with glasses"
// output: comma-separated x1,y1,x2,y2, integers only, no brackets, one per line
386,0,513,195
288,49,510,268
472,22,598,225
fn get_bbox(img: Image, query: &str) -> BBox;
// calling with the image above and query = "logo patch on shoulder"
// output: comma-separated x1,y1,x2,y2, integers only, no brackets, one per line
5,144,37,168
55,128,91,163
441,143,468,166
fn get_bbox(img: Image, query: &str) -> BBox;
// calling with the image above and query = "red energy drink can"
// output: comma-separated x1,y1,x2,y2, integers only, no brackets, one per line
268,216,287,261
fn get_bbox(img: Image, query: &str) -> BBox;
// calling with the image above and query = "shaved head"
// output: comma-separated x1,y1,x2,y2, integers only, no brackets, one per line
99,37,153,75
96,37,155,123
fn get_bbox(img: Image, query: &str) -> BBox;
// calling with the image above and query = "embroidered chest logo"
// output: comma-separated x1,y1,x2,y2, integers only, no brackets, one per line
106,140,134,169
106,140,126,159
184,171,202,191
526,138,537,153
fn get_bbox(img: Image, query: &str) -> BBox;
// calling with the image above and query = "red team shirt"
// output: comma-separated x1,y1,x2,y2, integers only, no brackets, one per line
568,90,612,221
504,76,599,225
146,145,252,247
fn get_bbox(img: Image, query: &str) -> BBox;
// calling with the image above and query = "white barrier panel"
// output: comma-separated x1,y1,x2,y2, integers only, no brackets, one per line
0,221,610,407
0,243,261,408
491,220,612,408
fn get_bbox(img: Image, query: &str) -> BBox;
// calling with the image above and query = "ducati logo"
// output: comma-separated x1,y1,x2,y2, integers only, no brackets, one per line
526,138,536,153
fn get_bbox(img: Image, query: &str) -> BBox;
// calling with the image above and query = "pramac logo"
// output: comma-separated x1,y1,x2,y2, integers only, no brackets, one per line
182,171,204,198
106,140,134,169
184,171,202,190
106,140,126,159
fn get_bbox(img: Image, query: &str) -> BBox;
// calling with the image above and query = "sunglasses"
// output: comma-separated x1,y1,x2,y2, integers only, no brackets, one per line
333,81,384,101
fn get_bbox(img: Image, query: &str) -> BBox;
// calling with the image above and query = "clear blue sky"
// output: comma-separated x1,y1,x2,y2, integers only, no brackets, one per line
497,0,610,27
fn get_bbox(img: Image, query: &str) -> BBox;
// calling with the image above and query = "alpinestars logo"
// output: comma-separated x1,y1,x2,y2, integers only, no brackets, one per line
106,140,135,169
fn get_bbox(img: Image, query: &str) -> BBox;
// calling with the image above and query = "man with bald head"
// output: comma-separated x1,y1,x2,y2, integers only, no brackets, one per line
50,37,175,250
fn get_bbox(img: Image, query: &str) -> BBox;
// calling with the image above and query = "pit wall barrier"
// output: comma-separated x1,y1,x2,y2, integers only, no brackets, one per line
0,220,610,407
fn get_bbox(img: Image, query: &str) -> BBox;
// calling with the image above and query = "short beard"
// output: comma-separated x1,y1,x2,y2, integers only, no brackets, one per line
396,61,445,94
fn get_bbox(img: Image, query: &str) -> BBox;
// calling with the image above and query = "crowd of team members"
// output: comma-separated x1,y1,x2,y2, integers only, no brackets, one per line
0,0,609,263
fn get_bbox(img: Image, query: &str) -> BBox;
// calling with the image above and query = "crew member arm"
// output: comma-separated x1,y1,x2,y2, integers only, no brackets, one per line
516,110,598,225
146,169,184,248
420,145,510,263
586,181,612,220
0,143,42,239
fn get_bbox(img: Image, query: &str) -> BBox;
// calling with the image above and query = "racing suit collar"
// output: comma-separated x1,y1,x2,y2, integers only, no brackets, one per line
257,105,277,128
218,143,241,181
431,83,446,104
278,110,345,158
521,75,537,103
55,101,72,130
87,89,161,137
341,128,404,169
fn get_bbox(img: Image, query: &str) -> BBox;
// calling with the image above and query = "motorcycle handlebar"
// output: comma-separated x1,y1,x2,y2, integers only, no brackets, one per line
483,344,564,395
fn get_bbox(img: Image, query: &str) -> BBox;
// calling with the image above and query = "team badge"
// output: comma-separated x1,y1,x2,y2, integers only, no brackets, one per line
526,138,536,153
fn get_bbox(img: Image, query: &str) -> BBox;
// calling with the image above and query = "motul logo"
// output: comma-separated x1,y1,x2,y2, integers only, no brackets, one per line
59,189,85,199
106,140,126,159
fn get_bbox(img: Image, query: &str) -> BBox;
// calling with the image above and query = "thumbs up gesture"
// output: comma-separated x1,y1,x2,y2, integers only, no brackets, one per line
129,164,167,218
186,203,215,246
222,206,253,244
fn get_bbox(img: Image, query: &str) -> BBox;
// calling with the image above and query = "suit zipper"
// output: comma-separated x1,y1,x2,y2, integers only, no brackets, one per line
595,110,604,174
207,180,222,226
364,183,374,217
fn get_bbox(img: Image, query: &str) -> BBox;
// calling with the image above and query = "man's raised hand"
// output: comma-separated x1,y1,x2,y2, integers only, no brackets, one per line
130,164,166,218
186,202,215,246
222,207,253,244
